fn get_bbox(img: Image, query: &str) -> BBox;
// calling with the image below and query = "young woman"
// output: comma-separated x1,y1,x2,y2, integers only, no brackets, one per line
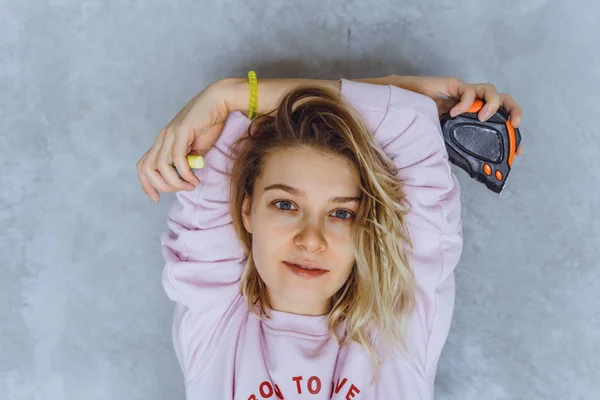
136,75,523,399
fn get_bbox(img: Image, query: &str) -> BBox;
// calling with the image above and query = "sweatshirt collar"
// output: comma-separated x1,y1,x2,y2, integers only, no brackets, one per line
259,307,331,337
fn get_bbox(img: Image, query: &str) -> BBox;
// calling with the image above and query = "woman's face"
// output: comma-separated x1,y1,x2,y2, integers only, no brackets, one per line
242,145,361,316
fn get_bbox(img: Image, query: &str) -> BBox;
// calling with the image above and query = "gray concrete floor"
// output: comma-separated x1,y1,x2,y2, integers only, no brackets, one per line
1,0,598,399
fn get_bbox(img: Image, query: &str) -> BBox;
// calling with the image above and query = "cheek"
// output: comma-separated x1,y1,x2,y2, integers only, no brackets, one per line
251,208,297,240
328,223,355,253
330,227,356,279
248,210,290,264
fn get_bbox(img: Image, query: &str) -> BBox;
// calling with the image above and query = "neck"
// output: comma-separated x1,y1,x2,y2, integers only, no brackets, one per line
268,291,331,316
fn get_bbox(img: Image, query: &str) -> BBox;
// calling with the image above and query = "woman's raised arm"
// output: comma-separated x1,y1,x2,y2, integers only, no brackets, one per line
136,75,522,203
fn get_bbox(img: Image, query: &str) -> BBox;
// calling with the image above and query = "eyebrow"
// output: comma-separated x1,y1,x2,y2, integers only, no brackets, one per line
263,183,361,204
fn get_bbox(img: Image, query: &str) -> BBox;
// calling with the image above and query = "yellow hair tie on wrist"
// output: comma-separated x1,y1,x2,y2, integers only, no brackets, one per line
247,70,258,119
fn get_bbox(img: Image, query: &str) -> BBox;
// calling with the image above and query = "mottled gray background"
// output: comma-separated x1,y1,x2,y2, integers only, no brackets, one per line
1,0,598,399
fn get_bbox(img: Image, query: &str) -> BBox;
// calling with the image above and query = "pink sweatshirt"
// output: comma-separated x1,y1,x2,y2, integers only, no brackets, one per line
160,79,463,399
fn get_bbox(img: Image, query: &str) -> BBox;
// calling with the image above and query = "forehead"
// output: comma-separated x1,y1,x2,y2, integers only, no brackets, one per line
257,146,361,194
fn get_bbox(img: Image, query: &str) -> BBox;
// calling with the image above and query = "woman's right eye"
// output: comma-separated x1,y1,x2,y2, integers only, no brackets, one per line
274,200,296,211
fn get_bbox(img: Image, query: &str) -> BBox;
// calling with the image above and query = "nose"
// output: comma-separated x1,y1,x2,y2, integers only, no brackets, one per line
294,217,327,253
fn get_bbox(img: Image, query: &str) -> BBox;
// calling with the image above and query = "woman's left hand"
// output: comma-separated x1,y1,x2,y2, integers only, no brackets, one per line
394,75,524,155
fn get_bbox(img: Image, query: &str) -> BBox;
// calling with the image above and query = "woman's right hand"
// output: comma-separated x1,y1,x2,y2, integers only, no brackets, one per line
136,80,232,203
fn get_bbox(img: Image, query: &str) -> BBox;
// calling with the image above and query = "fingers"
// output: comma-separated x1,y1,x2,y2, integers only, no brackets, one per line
471,83,500,122
172,127,201,186
136,153,160,202
516,145,523,155
156,131,195,192
499,93,523,128
141,136,172,201
137,127,198,203
468,84,523,129
449,81,477,118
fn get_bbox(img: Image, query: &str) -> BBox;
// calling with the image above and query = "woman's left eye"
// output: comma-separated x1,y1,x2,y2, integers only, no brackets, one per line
274,200,296,211
331,210,353,220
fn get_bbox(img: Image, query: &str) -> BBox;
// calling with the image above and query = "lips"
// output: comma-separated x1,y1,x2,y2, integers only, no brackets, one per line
285,260,327,271
283,260,328,278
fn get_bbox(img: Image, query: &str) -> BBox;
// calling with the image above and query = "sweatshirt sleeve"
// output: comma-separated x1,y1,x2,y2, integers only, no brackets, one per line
159,111,251,380
340,79,464,381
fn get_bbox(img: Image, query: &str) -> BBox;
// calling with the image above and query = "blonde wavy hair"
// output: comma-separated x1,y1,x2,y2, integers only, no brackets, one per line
229,85,417,381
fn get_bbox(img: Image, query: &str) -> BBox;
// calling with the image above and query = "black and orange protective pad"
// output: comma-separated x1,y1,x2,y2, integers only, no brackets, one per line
440,99,522,194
